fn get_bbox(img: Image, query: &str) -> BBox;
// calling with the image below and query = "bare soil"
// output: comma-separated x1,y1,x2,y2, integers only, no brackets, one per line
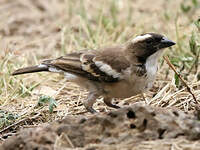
1,103,200,150
0,0,200,149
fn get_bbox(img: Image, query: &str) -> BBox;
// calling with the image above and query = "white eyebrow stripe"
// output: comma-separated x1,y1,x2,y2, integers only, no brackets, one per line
132,34,152,43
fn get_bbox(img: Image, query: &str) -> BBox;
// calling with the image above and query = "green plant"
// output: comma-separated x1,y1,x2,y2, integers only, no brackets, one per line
37,95,57,113
0,110,18,129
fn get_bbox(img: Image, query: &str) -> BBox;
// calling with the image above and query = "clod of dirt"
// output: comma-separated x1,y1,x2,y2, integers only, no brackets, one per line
1,103,200,150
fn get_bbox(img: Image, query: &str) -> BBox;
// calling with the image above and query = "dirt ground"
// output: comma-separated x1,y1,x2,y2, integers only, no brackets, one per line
0,0,200,149
2,103,200,150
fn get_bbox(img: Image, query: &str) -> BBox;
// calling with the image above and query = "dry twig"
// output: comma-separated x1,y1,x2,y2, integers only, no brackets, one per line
0,113,41,135
163,56,198,104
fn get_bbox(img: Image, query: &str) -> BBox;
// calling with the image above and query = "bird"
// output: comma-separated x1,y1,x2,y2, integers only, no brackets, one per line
12,33,175,113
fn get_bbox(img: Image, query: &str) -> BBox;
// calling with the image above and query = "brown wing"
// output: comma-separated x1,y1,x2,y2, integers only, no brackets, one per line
94,47,130,73
42,48,130,82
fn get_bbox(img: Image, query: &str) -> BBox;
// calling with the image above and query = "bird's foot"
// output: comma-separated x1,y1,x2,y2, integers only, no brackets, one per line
104,101,120,109
85,107,97,114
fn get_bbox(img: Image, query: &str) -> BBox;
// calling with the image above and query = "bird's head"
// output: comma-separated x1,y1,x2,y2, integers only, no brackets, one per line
125,33,176,64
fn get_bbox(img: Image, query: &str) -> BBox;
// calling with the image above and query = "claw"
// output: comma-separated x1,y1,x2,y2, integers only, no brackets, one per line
104,98,120,109
86,107,97,114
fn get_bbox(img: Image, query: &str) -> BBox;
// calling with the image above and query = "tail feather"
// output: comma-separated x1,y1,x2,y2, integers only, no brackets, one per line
12,65,48,75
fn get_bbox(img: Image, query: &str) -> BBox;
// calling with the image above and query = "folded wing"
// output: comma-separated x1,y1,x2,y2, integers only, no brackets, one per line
42,48,130,82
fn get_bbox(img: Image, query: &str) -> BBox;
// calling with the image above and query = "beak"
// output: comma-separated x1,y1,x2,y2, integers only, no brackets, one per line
159,37,176,49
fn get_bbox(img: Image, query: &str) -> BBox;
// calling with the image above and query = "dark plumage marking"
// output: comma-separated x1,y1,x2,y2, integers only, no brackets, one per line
128,33,164,64
134,64,147,77
43,52,120,83
11,65,48,75
81,54,119,82
131,64,147,77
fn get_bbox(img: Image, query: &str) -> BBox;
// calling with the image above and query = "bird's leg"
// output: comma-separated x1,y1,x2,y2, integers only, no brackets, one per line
142,93,148,104
83,92,99,113
103,97,120,109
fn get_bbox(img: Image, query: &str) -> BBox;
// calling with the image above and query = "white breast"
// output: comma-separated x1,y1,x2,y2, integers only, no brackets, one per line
145,50,163,89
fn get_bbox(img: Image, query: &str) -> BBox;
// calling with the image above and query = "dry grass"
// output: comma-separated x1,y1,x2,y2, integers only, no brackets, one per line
0,0,200,139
